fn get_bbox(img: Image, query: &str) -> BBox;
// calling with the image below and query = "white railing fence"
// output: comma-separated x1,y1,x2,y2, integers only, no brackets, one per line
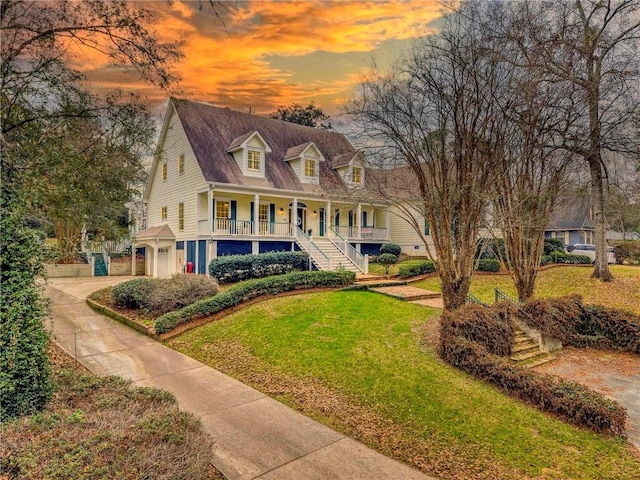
328,227,368,274
294,227,332,270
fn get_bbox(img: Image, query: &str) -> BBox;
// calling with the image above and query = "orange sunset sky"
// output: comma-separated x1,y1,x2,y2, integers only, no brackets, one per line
77,0,445,116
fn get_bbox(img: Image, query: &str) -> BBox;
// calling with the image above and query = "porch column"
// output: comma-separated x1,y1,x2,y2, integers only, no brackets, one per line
131,245,136,276
208,188,213,234
292,198,298,232
253,194,260,235
385,206,391,241
357,203,362,239
326,200,332,236
153,239,158,278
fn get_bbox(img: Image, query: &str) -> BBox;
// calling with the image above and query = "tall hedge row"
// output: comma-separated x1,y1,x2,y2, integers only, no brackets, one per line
209,251,309,284
518,295,640,353
155,270,355,334
439,303,628,436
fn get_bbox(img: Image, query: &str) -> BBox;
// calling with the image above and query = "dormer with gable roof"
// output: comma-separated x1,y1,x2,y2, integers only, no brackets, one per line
226,130,272,178
332,150,365,187
283,141,325,185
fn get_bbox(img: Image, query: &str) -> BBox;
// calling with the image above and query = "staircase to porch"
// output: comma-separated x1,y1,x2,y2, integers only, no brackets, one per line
293,234,361,273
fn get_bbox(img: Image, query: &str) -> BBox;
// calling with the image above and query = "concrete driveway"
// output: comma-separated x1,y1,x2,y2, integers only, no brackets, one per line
45,277,435,480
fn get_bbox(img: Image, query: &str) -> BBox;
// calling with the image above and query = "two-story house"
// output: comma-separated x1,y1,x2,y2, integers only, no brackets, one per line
134,98,409,277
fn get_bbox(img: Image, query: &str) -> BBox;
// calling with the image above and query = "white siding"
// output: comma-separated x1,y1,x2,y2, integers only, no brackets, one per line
146,108,208,241
388,204,435,257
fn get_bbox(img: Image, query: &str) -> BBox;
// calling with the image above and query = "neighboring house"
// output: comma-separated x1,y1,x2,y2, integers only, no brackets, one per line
545,195,595,246
606,229,640,241
134,98,407,278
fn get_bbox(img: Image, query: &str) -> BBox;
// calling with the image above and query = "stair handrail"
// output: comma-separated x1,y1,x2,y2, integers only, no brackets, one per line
466,292,489,307
102,244,110,275
294,227,332,270
327,227,368,274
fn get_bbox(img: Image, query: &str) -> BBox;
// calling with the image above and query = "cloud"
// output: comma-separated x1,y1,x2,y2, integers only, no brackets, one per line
81,0,444,113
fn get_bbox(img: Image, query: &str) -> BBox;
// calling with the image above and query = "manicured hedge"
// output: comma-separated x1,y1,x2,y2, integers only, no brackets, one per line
208,251,309,284
549,252,592,264
398,260,436,278
475,259,501,272
441,335,626,436
111,275,219,316
439,303,628,436
155,270,356,334
518,295,640,353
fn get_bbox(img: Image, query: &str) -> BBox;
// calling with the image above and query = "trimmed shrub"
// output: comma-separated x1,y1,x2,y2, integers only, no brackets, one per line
439,303,628,436
155,270,356,334
540,255,553,266
208,251,308,284
549,252,592,264
612,241,640,265
544,238,565,255
379,243,402,257
376,253,398,274
440,336,626,436
440,304,515,356
112,278,156,310
475,259,501,272
398,260,436,278
518,295,640,353
111,275,219,316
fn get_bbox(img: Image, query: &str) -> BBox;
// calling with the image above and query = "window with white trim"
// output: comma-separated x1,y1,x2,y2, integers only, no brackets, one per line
352,166,362,184
162,163,167,181
178,203,184,230
247,150,260,170
161,206,167,220
178,155,185,174
216,201,230,219
304,159,316,177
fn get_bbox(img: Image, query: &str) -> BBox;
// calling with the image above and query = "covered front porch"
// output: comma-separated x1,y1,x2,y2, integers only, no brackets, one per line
196,190,390,243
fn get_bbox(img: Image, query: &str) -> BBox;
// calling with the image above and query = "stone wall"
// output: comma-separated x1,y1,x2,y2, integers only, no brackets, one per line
45,263,92,278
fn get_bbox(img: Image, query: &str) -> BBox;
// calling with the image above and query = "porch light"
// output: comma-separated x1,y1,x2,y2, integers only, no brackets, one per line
312,210,317,217
279,207,285,214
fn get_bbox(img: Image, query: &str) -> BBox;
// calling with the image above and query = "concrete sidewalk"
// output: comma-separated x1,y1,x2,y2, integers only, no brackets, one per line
46,277,435,480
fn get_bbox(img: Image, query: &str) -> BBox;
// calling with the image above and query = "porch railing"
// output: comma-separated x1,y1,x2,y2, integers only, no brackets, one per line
206,219,293,237
334,225,388,240
294,227,331,270
328,227,368,274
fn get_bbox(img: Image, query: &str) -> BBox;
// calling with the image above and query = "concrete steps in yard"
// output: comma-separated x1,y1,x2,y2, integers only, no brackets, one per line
510,329,556,368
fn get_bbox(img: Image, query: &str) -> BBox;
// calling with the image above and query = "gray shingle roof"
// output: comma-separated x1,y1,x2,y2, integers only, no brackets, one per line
284,142,313,160
171,99,358,193
134,224,175,240
332,151,360,168
546,194,593,230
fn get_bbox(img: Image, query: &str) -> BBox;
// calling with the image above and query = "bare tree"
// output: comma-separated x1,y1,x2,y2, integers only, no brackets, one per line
495,0,640,281
348,4,503,310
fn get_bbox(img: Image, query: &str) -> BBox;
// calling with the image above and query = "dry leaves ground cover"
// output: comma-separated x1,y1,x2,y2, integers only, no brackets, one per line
414,265,640,314
169,291,640,480
0,344,222,480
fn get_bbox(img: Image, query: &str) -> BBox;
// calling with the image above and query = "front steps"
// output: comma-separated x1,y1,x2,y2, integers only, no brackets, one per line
301,237,361,273
510,329,556,368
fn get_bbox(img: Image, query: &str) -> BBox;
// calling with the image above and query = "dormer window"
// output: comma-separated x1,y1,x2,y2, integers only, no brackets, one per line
248,150,261,171
352,166,362,184
332,151,365,187
226,131,271,178
284,142,324,184
304,159,316,177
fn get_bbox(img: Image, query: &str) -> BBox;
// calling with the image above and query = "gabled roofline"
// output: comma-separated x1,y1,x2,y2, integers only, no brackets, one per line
143,98,177,202
284,141,326,162
226,130,273,153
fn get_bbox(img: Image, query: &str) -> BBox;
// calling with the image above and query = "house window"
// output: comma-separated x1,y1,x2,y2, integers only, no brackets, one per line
304,159,316,177
424,219,430,236
161,206,167,220
178,155,185,174
259,204,269,223
352,166,362,184
216,201,230,219
162,163,167,181
247,150,260,170
178,203,184,230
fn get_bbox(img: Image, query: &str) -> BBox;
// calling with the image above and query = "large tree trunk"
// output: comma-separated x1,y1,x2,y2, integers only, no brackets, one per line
589,159,613,281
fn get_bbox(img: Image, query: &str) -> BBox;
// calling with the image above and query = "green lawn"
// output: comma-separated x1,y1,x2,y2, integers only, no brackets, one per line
413,265,640,314
169,290,640,480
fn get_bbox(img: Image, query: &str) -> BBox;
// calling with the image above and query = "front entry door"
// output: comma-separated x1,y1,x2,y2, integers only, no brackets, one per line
319,208,325,236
